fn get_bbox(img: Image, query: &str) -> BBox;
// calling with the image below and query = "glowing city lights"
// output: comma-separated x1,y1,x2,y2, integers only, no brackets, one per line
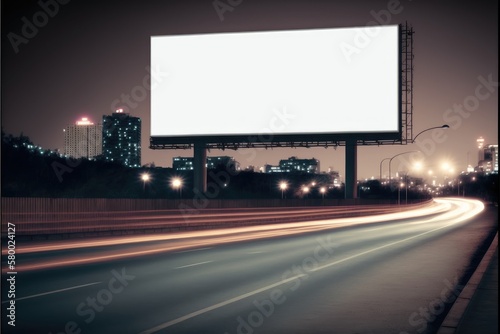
76,117,94,125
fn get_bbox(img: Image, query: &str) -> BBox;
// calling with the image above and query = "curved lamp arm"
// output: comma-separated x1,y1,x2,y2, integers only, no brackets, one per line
412,125,449,143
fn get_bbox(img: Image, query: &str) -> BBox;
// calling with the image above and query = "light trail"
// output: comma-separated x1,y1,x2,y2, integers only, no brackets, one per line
3,198,484,272
6,202,435,255
138,198,485,334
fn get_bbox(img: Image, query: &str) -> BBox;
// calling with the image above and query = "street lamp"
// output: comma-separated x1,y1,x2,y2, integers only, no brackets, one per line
389,151,420,184
171,177,182,198
279,181,288,199
412,125,449,143
141,173,150,191
320,187,326,199
398,181,405,205
302,186,310,198
379,157,392,181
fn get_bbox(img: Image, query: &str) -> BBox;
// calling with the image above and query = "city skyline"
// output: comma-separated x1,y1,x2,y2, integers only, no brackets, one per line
55,114,499,175
1,0,498,180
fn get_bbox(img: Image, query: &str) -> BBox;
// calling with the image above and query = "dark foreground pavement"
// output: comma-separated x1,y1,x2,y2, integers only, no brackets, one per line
438,231,498,334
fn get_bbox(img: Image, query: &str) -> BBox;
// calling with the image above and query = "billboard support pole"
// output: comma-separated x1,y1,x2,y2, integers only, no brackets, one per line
194,141,207,194
345,139,358,199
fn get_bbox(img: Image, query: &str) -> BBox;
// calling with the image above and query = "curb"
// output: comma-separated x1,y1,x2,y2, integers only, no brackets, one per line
436,232,498,334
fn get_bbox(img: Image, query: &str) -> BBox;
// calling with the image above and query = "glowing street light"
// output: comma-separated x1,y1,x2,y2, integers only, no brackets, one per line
279,181,288,199
389,151,420,182
302,186,310,198
141,173,150,191
320,187,326,199
171,177,183,198
398,181,405,205
413,161,423,172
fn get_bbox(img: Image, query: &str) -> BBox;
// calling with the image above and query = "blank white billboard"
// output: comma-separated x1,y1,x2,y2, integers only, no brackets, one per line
151,25,399,139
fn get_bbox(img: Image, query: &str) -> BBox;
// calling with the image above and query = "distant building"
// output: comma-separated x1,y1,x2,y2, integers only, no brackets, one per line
477,137,485,163
326,168,341,188
173,157,193,171
490,145,499,172
173,156,240,172
102,109,141,167
475,143,498,173
244,165,256,172
265,156,320,174
64,117,102,159
264,164,283,173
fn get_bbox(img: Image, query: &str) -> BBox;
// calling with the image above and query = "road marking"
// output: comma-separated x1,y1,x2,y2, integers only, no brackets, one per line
174,261,213,269
311,205,482,272
139,274,307,334
139,199,485,333
362,227,383,232
1,281,102,304
174,247,213,254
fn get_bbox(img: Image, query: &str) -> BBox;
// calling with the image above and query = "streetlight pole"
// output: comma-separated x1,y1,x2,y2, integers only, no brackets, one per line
398,182,401,205
380,157,391,181
412,125,449,143
405,174,408,204
141,173,150,192
171,177,182,198
320,187,326,200
389,151,420,184
279,181,288,199
302,186,309,199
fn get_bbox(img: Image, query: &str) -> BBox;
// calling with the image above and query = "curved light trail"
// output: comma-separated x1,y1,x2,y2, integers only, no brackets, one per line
4,198,484,273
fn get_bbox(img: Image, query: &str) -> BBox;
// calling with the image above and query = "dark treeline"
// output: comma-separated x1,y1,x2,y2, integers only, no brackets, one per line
1,131,342,199
2,131,497,202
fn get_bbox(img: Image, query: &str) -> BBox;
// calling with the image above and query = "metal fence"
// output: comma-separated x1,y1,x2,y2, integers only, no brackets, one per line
1,197,430,238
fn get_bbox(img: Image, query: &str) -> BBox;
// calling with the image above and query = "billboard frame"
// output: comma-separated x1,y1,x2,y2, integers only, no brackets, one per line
150,23,414,150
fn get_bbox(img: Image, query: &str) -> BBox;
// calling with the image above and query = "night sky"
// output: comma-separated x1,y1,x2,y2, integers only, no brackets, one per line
1,0,498,181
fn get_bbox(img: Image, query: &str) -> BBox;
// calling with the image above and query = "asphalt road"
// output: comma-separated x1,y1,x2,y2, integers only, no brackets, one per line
1,197,497,334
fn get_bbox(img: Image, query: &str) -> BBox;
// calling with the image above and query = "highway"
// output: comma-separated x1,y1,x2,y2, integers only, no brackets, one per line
1,197,497,334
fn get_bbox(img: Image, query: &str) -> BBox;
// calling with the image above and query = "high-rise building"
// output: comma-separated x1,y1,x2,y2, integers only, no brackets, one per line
64,117,102,159
102,109,141,167
487,144,498,172
477,136,485,163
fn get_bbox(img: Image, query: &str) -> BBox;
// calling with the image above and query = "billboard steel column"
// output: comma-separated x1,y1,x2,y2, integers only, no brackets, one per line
193,141,207,194
345,139,358,199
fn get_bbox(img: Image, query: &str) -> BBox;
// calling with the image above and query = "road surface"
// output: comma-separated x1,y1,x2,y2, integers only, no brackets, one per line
1,197,497,334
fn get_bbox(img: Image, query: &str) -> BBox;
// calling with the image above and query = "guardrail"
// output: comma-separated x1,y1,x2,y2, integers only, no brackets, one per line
1,197,432,239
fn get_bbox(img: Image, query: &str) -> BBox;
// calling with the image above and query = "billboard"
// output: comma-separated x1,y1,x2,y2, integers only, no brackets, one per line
151,25,401,145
